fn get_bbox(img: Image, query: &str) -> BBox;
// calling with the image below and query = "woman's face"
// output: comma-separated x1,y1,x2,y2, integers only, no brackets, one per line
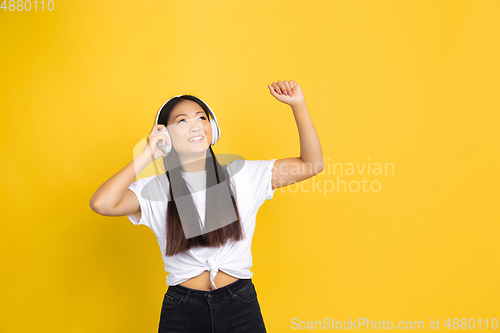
166,99,213,157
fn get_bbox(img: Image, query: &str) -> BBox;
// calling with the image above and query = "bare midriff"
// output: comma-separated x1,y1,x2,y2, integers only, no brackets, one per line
178,270,239,291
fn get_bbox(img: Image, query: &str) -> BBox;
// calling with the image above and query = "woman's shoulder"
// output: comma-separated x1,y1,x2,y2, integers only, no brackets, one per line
224,159,244,177
133,173,168,186
130,173,170,201
224,159,276,178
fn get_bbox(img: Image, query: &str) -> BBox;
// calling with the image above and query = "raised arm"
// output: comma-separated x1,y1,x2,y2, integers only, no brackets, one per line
89,151,152,216
267,80,324,190
89,123,170,216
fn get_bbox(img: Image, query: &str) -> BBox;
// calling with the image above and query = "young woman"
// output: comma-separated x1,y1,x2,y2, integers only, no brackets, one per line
90,80,323,332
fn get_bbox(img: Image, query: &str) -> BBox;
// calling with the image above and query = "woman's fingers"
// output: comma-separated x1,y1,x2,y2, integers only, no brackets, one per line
283,81,292,96
271,80,294,96
150,124,166,135
277,80,286,93
153,129,170,145
147,128,170,159
143,125,171,160
268,84,279,97
271,82,281,94
279,80,291,95
148,128,167,148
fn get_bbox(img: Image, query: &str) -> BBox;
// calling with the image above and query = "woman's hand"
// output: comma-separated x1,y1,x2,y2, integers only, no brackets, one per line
267,80,305,107
142,124,171,161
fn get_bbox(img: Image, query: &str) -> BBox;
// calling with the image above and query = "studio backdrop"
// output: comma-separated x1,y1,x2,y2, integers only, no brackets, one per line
1,0,499,332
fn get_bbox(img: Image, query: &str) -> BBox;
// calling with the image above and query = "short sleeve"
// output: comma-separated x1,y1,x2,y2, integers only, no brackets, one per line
126,174,170,227
242,159,277,207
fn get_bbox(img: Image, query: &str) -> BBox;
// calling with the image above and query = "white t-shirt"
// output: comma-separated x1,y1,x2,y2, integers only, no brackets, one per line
126,159,277,289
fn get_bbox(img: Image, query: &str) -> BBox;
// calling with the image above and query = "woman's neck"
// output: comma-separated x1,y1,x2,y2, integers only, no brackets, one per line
179,155,207,172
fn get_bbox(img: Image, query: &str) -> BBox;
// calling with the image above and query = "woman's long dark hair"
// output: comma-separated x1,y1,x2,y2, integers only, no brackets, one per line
156,95,243,256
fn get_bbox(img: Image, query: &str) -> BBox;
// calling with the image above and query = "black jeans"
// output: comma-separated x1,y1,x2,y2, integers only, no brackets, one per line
158,278,267,333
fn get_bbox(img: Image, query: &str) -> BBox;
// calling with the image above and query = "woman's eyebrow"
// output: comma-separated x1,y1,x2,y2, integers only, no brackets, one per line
174,111,205,120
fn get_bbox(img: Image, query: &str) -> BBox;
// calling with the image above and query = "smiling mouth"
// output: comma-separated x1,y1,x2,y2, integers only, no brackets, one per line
188,136,204,143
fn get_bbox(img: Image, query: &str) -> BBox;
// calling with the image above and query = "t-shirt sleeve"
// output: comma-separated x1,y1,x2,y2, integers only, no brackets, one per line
243,159,277,207
126,175,170,227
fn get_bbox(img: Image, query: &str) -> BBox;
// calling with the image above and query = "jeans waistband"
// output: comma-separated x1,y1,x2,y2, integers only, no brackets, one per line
166,278,253,304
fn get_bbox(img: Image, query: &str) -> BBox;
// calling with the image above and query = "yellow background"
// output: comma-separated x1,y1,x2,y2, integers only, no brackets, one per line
1,0,499,332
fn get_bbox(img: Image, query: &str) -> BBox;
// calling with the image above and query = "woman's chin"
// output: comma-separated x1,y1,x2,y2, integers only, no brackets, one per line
179,144,209,155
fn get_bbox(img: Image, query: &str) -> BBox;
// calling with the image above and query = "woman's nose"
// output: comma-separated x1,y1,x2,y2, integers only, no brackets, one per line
189,120,202,131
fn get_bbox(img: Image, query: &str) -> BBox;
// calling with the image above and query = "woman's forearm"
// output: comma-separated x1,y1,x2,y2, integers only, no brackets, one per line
291,101,324,170
89,151,153,211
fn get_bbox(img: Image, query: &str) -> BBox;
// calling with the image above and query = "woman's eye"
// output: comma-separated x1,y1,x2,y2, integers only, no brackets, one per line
177,116,205,124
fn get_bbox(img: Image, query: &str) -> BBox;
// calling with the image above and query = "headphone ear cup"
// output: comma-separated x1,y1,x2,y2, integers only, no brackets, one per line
165,130,172,154
210,119,218,146
158,128,172,154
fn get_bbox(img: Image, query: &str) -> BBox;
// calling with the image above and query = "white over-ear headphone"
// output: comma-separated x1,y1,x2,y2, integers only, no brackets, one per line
154,95,221,154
